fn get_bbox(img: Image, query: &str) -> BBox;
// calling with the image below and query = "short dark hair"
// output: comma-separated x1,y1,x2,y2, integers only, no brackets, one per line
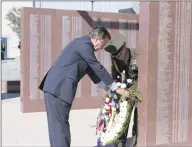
89,26,111,40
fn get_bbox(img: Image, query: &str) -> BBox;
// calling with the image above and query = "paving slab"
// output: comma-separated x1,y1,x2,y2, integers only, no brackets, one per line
2,96,100,146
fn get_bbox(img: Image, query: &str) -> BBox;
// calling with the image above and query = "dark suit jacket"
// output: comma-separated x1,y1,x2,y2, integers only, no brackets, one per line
111,48,132,80
111,48,138,88
39,35,113,104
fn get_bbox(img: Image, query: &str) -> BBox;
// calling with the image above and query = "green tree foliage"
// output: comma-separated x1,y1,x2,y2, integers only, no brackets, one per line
5,7,21,37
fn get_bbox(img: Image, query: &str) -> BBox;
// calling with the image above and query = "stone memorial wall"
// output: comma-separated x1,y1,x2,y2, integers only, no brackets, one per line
20,7,139,112
138,2,192,146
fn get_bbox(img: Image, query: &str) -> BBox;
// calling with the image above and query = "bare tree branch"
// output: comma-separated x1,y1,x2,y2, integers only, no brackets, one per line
132,2,140,14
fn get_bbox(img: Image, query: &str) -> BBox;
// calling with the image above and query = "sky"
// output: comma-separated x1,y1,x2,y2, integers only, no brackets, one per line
2,1,33,37
1,1,33,58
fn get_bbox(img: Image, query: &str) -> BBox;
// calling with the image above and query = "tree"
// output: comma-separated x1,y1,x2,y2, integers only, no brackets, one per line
5,7,21,37
132,2,140,14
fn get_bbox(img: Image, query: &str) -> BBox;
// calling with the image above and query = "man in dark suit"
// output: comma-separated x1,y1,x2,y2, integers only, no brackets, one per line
39,26,127,147
104,34,139,147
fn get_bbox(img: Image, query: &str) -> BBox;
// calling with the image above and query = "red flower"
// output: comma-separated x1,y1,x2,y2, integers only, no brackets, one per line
109,108,112,114
98,120,104,131
108,99,112,104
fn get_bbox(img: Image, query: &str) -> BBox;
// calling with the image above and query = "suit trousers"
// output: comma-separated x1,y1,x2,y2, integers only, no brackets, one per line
44,92,71,147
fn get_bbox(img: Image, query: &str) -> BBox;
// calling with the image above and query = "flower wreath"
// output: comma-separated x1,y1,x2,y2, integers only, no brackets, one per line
96,72,142,146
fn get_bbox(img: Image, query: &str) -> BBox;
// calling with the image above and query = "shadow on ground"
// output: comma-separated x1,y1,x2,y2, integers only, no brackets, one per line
1,93,20,100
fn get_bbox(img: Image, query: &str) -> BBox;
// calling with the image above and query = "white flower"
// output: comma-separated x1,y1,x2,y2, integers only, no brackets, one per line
116,82,121,86
127,79,133,83
120,83,126,89
120,102,126,108
123,101,128,105
105,97,110,103
113,94,118,99
104,105,110,110
111,107,116,111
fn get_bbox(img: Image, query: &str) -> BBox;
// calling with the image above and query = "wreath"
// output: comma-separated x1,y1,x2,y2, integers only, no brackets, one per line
96,72,142,146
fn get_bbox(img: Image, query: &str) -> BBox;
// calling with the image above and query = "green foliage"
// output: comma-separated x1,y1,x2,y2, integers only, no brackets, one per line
5,7,21,37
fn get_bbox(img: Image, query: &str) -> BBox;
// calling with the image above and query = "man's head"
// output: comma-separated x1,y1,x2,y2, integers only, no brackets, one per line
89,26,111,52
104,34,129,61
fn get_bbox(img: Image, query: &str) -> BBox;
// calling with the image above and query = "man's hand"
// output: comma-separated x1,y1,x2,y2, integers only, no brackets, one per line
96,81,109,92
115,88,129,97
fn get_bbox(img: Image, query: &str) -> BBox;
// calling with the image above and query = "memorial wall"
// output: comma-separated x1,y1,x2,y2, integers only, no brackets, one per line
138,2,192,146
20,8,139,112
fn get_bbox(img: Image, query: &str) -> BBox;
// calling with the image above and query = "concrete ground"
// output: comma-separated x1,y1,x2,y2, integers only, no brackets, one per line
2,93,100,146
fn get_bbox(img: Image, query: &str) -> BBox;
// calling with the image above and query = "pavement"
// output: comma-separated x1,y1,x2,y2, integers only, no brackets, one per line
2,93,100,146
